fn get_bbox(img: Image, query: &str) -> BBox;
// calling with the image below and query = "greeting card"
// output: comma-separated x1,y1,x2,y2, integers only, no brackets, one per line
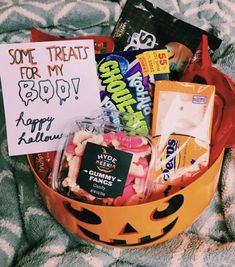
0,40,101,155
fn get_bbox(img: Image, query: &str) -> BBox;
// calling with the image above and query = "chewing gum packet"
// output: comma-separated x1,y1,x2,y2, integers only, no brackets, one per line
150,81,215,187
96,48,170,135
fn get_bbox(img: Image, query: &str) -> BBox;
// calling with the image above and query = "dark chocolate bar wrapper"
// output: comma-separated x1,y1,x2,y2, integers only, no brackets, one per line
96,48,170,135
112,0,222,54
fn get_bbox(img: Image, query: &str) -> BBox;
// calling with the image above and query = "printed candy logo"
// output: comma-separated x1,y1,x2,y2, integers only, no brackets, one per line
124,30,157,51
127,71,152,117
97,57,149,135
77,142,132,198
96,147,117,173
161,139,180,182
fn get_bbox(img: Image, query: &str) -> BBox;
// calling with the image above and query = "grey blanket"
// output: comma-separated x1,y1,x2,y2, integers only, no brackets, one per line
0,0,235,266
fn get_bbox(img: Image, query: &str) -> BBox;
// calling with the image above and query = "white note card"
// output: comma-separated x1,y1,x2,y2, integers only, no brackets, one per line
0,40,101,156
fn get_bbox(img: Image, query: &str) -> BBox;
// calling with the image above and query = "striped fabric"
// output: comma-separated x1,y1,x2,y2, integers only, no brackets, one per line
0,0,234,266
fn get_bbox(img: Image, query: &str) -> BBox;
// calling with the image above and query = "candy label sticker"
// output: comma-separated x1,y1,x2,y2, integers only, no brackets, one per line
77,142,133,198
137,49,170,76
0,40,101,156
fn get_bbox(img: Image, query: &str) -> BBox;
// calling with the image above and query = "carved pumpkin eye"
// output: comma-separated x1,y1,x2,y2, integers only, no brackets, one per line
65,203,101,224
152,194,184,220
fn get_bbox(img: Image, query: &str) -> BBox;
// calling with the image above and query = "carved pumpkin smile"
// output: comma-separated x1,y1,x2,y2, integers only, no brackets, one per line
78,218,178,246
65,194,184,247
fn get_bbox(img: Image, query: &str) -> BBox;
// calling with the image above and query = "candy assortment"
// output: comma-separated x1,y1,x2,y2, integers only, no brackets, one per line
29,0,235,207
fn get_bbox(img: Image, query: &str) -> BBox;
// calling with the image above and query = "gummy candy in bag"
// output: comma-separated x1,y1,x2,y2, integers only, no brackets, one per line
52,110,157,206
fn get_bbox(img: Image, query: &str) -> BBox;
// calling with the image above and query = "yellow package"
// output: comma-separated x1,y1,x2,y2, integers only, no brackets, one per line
150,81,215,187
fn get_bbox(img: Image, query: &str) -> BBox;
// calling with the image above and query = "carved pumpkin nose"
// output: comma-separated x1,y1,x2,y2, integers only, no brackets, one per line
120,223,138,234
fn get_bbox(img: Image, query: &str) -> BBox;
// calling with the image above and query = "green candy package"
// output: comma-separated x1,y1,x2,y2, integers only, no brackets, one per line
96,48,170,135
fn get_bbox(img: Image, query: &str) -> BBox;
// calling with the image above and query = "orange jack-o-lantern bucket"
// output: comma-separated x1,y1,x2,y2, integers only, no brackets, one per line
27,148,224,249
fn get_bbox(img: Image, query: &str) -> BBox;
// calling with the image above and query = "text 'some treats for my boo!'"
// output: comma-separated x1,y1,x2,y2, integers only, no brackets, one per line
0,40,101,156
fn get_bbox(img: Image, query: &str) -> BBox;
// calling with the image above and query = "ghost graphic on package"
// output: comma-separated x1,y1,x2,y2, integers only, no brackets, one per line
150,81,215,190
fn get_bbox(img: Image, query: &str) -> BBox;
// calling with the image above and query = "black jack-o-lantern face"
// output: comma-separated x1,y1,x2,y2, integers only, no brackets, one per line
64,194,184,247
28,146,224,248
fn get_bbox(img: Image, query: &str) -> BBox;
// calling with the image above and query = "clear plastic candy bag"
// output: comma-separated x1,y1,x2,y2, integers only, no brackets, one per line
52,109,156,206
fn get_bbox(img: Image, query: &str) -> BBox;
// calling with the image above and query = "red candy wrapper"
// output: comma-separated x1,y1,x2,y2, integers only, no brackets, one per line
180,35,235,163
31,151,56,186
31,27,115,54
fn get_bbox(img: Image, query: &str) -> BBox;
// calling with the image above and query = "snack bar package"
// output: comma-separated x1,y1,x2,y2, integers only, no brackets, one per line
112,0,222,79
52,110,156,206
96,48,170,135
150,81,215,188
